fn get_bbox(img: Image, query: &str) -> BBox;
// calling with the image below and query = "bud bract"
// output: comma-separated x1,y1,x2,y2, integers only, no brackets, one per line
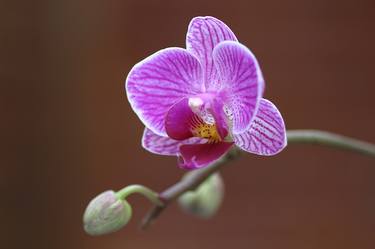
83,190,131,236
178,173,224,218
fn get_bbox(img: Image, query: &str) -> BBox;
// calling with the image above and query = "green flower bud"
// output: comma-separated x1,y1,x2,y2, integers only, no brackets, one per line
83,190,131,236
178,173,224,218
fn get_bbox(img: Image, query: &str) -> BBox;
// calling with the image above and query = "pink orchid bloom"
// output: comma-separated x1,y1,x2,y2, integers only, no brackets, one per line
126,16,287,169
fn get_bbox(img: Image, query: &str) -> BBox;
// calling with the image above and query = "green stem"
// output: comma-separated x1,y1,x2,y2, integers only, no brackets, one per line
287,130,375,157
116,185,164,206
141,129,375,229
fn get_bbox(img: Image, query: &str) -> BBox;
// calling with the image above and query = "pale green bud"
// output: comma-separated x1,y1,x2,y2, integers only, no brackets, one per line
83,190,131,236
178,173,224,218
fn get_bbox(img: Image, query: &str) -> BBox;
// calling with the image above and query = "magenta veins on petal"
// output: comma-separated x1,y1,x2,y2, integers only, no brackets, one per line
126,16,287,169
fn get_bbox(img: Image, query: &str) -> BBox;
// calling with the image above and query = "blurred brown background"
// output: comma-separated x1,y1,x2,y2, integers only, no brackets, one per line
2,0,375,249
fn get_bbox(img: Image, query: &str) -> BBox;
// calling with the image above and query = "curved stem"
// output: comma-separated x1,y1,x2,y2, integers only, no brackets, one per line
287,130,375,157
140,129,375,229
116,184,164,206
140,148,240,229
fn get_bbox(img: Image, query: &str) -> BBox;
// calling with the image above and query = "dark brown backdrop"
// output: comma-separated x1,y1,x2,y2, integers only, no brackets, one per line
2,0,375,249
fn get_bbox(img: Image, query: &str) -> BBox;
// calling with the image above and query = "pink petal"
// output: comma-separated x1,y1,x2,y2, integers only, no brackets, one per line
126,48,203,136
142,128,203,156
233,98,287,155
179,142,234,169
186,16,237,90
213,41,264,134
165,98,195,140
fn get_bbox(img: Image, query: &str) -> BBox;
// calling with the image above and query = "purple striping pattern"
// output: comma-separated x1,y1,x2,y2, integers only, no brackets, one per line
213,41,262,134
126,16,287,169
142,128,203,156
126,48,203,136
233,99,286,155
186,16,237,89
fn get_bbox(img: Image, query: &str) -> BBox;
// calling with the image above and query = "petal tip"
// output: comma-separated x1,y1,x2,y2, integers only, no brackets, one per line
125,47,202,136
212,41,264,135
233,98,287,156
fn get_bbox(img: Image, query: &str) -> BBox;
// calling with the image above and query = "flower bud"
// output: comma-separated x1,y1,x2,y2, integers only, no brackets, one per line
83,190,131,236
178,173,224,218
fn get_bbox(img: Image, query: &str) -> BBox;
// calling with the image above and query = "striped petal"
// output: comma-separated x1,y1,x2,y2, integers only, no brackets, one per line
213,41,264,134
126,47,203,136
233,99,287,155
142,128,203,156
186,16,237,90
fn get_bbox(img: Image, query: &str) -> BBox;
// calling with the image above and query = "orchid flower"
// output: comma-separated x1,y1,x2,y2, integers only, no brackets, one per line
125,16,287,169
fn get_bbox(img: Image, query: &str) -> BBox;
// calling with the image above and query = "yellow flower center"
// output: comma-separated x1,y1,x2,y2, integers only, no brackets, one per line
190,116,221,143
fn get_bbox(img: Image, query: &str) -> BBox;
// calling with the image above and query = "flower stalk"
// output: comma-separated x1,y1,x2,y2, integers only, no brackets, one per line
140,148,239,229
287,130,375,157
83,129,375,234
116,185,164,206
140,129,375,229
